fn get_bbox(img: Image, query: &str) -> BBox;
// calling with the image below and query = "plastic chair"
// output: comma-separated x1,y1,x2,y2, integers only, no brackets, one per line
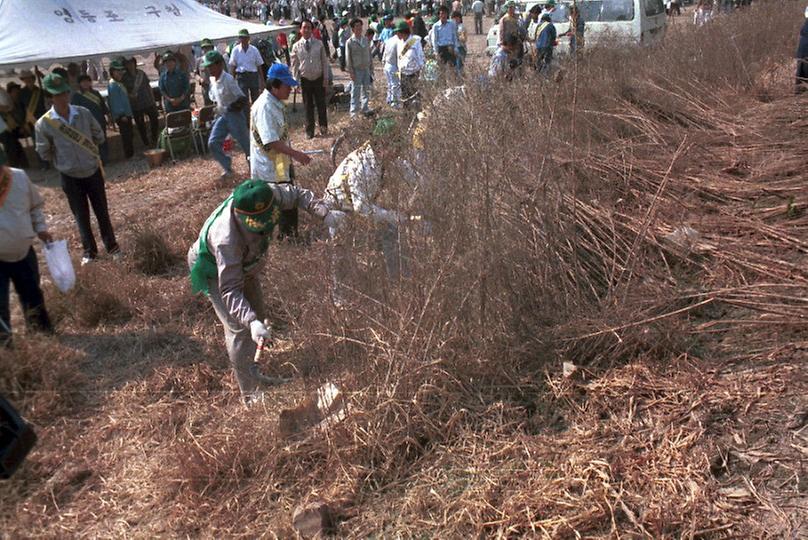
162,109,197,161
193,105,216,154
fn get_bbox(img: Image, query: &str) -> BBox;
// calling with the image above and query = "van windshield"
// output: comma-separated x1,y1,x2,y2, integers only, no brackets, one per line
579,0,635,22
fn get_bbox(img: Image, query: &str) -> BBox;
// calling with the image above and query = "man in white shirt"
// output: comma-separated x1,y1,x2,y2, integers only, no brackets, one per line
204,51,251,179
250,63,312,237
382,31,401,108
394,21,425,108
229,28,265,104
471,0,485,34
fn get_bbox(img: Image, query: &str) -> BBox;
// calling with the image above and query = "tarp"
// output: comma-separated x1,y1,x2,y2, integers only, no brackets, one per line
0,0,291,70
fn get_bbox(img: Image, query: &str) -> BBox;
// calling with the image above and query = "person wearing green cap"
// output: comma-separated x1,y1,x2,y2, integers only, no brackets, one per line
107,58,134,159
203,50,251,179
35,73,120,265
393,21,425,107
229,29,265,104
187,178,333,404
322,118,414,294
158,52,190,113
196,39,216,106
0,143,54,347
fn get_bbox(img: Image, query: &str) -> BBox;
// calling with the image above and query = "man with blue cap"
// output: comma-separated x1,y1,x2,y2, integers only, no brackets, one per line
249,63,312,238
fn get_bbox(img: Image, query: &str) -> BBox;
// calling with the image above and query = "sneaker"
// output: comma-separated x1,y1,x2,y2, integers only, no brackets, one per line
306,133,315,140
111,251,123,262
80,256,95,266
319,126,329,137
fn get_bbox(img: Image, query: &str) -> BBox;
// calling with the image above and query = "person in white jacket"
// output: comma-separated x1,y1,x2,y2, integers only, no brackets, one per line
322,118,416,302
383,32,402,108
0,145,54,347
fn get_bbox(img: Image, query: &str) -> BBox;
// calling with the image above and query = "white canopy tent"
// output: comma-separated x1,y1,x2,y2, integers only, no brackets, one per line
0,0,291,71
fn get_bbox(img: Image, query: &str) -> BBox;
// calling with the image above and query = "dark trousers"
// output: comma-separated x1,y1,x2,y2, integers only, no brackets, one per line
797,58,808,94
0,247,52,346
474,13,484,34
437,46,456,67
133,105,159,147
0,131,29,169
236,71,261,104
116,117,134,158
60,169,119,259
401,73,419,107
300,77,328,137
276,164,298,240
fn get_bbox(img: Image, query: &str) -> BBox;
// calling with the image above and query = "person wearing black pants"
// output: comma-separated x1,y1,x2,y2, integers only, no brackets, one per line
290,21,330,139
0,148,54,347
60,169,119,261
0,248,53,347
35,73,121,265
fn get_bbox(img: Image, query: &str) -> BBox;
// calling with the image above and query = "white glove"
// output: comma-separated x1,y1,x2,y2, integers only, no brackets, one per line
324,210,346,238
249,319,271,345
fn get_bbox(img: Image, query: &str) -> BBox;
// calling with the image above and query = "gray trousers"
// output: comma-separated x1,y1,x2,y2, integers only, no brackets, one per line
206,274,266,397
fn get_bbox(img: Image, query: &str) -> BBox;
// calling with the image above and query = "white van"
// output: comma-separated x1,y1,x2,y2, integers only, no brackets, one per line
486,0,667,56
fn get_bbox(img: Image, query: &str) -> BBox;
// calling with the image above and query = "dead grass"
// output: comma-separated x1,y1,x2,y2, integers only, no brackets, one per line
1,2,807,537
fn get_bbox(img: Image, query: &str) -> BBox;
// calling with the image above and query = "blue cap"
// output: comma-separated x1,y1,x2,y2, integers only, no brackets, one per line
266,62,298,87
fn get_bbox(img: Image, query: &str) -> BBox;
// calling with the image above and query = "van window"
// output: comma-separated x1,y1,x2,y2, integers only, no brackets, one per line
579,0,635,21
645,0,665,16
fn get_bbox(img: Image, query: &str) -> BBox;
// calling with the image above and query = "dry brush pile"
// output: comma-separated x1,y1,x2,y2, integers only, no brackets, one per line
2,3,807,537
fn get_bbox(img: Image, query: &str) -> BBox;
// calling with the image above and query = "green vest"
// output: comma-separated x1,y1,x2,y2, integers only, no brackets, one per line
189,196,270,295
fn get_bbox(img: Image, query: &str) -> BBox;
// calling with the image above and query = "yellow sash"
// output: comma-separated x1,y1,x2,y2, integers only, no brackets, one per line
43,114,105,177
25,87,41,126
0,167,12,208
79,90,102,107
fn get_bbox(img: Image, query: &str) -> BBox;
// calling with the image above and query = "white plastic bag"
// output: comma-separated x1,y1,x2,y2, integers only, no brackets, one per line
43,240,76,293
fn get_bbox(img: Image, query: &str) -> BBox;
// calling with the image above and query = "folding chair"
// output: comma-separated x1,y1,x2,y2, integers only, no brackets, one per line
193,105,216,154
161,109,197,162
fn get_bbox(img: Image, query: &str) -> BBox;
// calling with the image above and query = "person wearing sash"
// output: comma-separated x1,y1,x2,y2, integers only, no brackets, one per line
0,144,54,348
35,73,120,266
196,39,216,107
250,63,312,239
394,21,425,107
107,58,135,160
18,70,48,169
71,75,109,165
187,178,333,404
123,58,160,148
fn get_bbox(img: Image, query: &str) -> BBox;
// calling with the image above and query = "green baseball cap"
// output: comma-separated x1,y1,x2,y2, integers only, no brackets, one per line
42,73,71,95
201,38,214,49
546,0,556,5
162,51,176,62
340,17,349,26
238,28,250,37
394,20,410,33
233,179,279,233
109,57,126,71
0,144,7,167
201,50,224,67
372,117,396,137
